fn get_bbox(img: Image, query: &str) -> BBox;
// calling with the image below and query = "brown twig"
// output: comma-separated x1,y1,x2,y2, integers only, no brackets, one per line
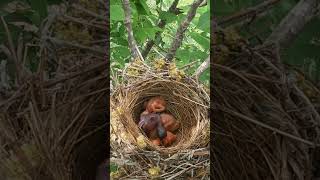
141,0,181,58
47,37,105,55
165,0,205,62
221,108,320,147
1,16,22,85
217,0,281,26
71,4,105,20
194,55,210,79
121,0,144,61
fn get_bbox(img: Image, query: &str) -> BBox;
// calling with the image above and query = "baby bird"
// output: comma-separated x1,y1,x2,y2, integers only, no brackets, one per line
162,131,177,147
144,96,166,113
160,113,180,132
139,112,167,140
151,138,161,146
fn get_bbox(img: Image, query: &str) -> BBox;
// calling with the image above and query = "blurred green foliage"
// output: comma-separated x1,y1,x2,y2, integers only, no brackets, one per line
214,0,320,82
110,0,210,85
0,0,63,74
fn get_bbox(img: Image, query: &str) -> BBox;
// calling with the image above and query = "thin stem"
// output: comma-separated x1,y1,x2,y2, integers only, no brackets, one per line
122,0,144,61
142,0,181,58
165,0,204,62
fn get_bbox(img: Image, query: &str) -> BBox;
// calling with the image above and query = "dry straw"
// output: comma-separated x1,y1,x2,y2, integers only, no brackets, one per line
111,59,210,154
212,28,320,180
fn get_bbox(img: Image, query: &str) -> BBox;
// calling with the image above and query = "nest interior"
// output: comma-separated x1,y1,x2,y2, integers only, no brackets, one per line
112,77,209,154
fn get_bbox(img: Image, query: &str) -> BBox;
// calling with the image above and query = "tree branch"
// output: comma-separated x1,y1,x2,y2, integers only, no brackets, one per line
121,0,144,61
194,55,210,79
1,16,22,85
165,0,205,62
265,0,319,47
141,0,181,59
217,0,281,26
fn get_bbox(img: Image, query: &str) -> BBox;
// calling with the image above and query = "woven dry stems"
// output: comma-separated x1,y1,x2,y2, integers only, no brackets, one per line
0,1,108,179
110,60,210,178
212,30,320,180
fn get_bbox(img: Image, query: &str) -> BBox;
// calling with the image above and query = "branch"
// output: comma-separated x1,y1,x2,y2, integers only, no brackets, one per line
265,0,319,47
121,0,144,61
141,0,180,58
165,0,204,62
194,55,209,79
217,0,281,26
199,0,207,7
1,16,22,85
0,60,10,90
222,108,319,147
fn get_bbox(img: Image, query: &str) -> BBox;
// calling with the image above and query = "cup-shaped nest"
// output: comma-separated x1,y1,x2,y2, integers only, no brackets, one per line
111,77,210,154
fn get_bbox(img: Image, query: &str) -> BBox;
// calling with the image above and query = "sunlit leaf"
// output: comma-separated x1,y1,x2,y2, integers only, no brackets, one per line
110,5,125,21
189,32,209,50
159,11,177,24
197,10,209,32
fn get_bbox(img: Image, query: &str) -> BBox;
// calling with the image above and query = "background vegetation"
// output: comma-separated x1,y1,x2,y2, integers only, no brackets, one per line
110,0,210,84
214,0,320,83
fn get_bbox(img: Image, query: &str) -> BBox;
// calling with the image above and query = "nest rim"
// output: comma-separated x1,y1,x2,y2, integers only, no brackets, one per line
111,77,210,154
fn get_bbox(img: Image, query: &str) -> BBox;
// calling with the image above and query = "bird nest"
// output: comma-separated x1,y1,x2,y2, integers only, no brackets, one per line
109,60,210,179
111,60,210,154
212,29,320,180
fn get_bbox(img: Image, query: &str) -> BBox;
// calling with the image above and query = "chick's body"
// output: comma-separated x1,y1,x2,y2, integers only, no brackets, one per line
145,96,166,113
139,112,167,140
160,113,180,132
162,131,177,147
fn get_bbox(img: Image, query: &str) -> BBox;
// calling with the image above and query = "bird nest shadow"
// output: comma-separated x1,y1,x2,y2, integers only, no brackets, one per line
212,29,320,180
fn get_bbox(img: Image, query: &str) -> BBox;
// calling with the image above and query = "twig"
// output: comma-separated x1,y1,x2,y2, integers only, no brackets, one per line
293,84,320,124
1,16,22,85
71,4,105,20
217,0,281,26
194,55,210,79
141,0,181,58
221,108,320,147
199,0,207,7
180,59,199,70
165,0,205,62
122,0,144,61
62,15,105,30
47,37,105,55
0,60,10,90
265,0,319,47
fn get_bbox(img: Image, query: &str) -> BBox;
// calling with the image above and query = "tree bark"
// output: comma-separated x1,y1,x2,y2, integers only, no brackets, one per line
165,0,205,62
266,0,319,47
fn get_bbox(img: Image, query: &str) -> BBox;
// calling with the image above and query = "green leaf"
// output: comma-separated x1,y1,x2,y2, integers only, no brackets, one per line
159,11,177,24
110,163,118,173
197,10,209,32
144,28,158,40
23,10,41,26
134,29,148,42
28,0,48,20
135,0,150,15
176,49,191,61
110,5,125,21
110,0,121,5
114,46,130,57
113,36,129,46
189,32,209,50
213,0,235,17
199,68,210,84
